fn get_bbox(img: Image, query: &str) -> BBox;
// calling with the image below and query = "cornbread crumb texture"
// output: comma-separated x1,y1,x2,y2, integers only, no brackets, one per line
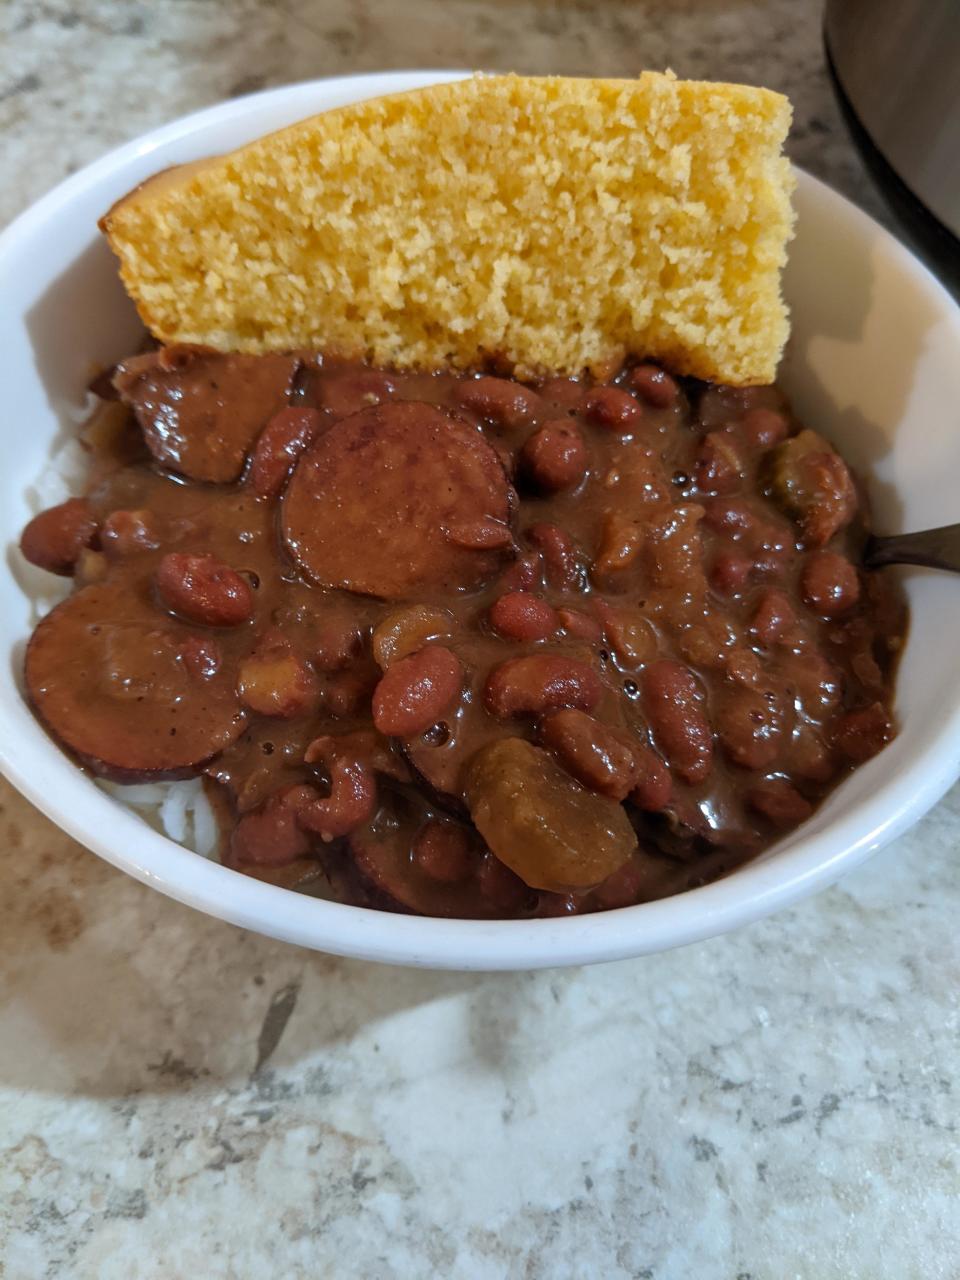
101,72,794,385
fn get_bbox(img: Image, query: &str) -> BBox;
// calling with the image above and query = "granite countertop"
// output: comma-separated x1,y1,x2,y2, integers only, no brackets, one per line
2,3,958,1276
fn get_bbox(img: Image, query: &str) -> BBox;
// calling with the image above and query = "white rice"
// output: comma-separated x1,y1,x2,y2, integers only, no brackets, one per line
24,418,220,859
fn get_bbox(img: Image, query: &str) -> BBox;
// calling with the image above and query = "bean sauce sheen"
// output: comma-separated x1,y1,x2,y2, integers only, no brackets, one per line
20,345,905,916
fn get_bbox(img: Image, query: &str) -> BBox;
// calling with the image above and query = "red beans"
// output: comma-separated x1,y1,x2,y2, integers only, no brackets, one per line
740,407,789,448
629,364,678,408
527,523,581,589
710,552,752,597
248,406,323,498
695,432,744,495
748,779,813,827
229,784,318,867
312,611,363,671
484,655,602,719
540,709,639,800
750,588,796,645
630,746,673,812
300,739,377,840
499,549,542,592
155,553,254,627
520,420,586,492
179,634,222,681
641,660,713,784
20,498,99,576
717,687,787,771
583,386,643,429
801,551,860,617
490,592,559,643
557,607,603,643
372,645,463,737
834,702,892,763
412,821,475,883
456,376,542,428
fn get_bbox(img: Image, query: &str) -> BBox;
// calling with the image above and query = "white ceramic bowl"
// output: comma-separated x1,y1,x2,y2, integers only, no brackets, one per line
2,72,960,970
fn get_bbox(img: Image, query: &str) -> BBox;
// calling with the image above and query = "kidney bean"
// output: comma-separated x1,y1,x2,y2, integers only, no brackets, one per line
583,386,643,429
445,518,513,549
725,647,763,687
710,552,752,597
372,645,463,737
750,588,796,645
747,779,813,827
490,592,559,643
484,654,602,719
101,510,161,564
788,652,843,719
20,498,99,576
229,783,319,866
313,610,364,671
789,728,836,782
499,549,542,592
155,552,254,627
592,599,656,669
239,643,318,718
717,686,787,771
247,406,323,498
477,851,530,912
801,550,860,618
740,407,789,448
751,521,795,579
629,364,678,408
630,746,673,811
539,376,584,410
456,376,542,428
300,739,377,840
557,607,603,643
695,432,744,495
527,523,582,589
539,709,639,800
702,498,756,539
180,634,222,680
412,820,475,883
641,660,713,784
320,659,381,719
834,702,892,763
520,420,586,492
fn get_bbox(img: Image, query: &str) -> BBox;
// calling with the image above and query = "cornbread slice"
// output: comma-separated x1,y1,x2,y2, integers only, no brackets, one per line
101,72,795,384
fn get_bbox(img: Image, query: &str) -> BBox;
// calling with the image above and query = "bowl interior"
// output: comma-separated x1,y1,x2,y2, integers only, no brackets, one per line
2,72,960,969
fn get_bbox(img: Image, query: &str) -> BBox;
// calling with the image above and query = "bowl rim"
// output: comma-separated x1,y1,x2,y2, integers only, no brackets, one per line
3,70,960,971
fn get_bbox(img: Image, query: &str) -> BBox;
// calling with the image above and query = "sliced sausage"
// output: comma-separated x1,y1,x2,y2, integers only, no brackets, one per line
24,582,246,781
282,402,513,598
114,346,298,483
348,811,497,918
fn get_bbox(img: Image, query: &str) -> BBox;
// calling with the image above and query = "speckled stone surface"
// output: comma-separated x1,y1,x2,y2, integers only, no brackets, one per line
1,3,959,1277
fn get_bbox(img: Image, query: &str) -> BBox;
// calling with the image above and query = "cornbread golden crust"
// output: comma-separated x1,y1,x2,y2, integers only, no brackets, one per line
101,72,795,384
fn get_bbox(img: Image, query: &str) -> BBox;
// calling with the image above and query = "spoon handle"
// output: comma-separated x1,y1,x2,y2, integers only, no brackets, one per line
864,523,960,573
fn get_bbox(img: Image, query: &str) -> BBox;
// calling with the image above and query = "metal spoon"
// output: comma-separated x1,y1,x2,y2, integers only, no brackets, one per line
863,523,960,572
